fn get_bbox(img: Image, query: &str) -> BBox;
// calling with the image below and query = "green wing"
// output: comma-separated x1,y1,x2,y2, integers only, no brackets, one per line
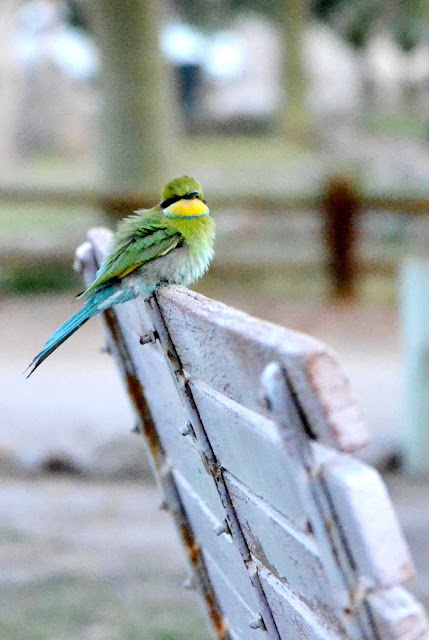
80,210,182,297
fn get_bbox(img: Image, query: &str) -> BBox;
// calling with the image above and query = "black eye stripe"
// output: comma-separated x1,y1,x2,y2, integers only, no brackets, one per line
161,194,181,208
161,193,206,208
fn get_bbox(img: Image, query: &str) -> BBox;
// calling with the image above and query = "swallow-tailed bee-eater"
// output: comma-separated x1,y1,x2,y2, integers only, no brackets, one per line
27,176,215,376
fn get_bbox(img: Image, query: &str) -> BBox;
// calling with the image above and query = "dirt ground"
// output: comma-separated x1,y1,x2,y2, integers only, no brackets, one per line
0,477,210,640
0,474,428,640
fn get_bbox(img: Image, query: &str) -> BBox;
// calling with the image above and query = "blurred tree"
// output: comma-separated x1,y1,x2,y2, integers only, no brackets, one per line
312,0,429,51
87,0,170,200
173,0,230,28
279,0,312,144
179,0,428,54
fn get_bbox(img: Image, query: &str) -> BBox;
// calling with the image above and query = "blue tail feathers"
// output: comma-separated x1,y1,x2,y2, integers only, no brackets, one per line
26,284,136,377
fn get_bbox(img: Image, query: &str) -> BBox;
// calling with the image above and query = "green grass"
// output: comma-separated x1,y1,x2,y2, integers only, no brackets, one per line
182,135,311,168
0,575,210,640
360,112,429,139
196,264,399,305
0,201,104,293
1,259,80,294
0,202,104,238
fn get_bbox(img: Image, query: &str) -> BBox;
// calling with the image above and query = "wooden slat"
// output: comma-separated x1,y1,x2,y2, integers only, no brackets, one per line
224,471,349,630
258,570,345,640
189,379,310,529
314,445,415,588
157,285,369,453
204,555,268,640
2,181,429,213
117,326,225,518
366,587,429,640
174,471,262,613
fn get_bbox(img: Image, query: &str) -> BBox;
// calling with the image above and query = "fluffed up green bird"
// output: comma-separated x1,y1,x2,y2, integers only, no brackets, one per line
26,176,215,376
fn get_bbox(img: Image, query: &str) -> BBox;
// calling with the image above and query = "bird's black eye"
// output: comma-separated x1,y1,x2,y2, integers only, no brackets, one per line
183,190,200,200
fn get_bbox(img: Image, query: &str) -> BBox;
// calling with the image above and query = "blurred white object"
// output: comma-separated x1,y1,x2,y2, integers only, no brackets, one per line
304,24,361,114
161,22,207,65
203,14,281,119
363,33,407,111
204,31,245,81
14,0,98,80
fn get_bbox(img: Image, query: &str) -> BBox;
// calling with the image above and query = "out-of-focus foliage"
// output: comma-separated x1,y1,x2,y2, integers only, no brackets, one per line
63,0,91,32
312,0,380,48
177,0,428,51
392,0,429,52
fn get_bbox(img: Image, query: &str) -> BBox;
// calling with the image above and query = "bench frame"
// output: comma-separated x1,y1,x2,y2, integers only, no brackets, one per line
76,228,429,640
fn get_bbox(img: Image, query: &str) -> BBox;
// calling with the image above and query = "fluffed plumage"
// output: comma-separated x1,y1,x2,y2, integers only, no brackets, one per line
26,176,215,376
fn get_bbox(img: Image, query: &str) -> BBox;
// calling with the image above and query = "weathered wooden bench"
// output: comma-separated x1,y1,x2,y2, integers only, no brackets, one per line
76,228,429,640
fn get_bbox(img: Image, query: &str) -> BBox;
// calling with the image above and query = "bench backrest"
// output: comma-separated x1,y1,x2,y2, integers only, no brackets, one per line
76,227,429,640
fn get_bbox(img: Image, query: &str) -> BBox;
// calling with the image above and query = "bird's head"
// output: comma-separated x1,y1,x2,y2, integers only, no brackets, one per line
161,176,209,219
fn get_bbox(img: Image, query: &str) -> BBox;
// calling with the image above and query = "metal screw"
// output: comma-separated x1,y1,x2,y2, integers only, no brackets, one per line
140,332,153,345
214,520,228,536
131,422,142,435
180,422,192,436
260,391,272,412
159,500,168,511
249,617,265,630
183,577,195,591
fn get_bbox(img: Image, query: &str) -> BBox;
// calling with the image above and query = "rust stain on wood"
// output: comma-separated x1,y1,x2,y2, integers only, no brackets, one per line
204,594,229,639
126,373,160,457
180,521,201,565
102,308,160,459
178,522,227,637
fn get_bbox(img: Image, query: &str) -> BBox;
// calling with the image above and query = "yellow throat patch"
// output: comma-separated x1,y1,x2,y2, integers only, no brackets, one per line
164,198,209,218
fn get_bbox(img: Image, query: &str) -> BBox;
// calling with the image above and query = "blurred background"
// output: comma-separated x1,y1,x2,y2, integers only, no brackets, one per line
1,0,429,638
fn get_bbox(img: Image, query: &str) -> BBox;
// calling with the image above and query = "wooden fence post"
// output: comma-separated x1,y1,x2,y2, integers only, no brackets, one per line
321,173,362,300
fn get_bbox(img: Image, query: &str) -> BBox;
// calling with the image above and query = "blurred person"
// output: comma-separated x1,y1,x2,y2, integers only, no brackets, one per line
161,21,206,128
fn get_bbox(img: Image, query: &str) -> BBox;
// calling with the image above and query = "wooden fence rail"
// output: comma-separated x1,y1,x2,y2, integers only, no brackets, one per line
75,226,429,640
2,179,429,300
0,179,429,299
1,182,429,211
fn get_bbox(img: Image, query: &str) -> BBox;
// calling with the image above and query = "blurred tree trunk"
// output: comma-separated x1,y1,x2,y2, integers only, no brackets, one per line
279,0,312,145
0,0,20,169
88,0,170,202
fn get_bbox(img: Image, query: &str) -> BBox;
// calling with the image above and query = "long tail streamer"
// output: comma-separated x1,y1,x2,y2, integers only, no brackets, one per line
26,284,135,377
